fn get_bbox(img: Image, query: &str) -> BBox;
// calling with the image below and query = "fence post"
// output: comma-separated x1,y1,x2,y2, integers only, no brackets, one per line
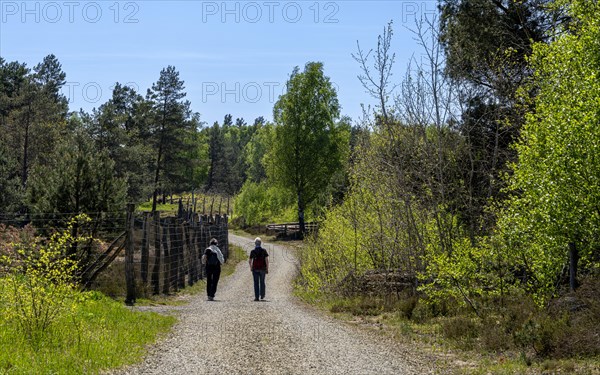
223,214,229,261
152,212,161,295
569,242,579,291
125,203,136,306
200,215,208,279
162,220,170,295
186,222,195,286
169,218,179,292
141,212,150,284
196,219,203,280
177,219,186,289
178,198,184,219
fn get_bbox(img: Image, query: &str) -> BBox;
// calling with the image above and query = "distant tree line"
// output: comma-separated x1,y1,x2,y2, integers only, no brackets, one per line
0,57,281,219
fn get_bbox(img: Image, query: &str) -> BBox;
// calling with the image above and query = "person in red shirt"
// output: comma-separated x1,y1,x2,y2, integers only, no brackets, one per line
249,237,269,301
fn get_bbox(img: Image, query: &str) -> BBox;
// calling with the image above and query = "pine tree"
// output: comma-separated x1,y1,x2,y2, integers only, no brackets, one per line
146,66,193,211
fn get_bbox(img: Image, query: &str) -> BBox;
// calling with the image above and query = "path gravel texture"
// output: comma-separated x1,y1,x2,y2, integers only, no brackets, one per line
116,234,439,375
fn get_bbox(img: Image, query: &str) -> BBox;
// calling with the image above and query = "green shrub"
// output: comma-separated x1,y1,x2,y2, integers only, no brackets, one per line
396,296,419,320
480,315,512,352
330,296,383,316
440,316,480,349
0,217,85,347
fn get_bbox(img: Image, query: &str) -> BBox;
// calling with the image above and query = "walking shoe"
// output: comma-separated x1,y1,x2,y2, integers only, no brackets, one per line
208,296,214,301
260,296,265,300
254,298,259,301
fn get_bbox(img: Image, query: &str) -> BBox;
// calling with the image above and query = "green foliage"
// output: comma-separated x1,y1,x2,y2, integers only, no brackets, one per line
244,121,273,183
146,65,197,210
0,216,85,346
0,142,21,212
440,0,552,93
87,83,156,203
299,194,371,294
183,124,210,191
203,116,261,195
270,62,350,230
26,128,127,217
0,54,68,201
233,181,296,226
497,0,600,305
0,288,175,373
298,121,471,300
421,229,486,311
439,0,560,238
0,219,176,372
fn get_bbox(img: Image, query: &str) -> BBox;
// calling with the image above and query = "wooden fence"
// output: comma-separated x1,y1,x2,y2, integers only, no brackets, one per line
123,203,229,305
266,222,318,236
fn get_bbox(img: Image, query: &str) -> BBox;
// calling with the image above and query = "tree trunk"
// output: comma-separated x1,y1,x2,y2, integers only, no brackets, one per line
152,111,167,212
141,212,150,284
21,115,30,188
569,242,579,291
151,143,162,212
297,190,305,237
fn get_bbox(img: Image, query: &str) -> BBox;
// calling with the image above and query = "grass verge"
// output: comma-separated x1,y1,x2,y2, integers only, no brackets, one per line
0,246,247,374
0,290,175,374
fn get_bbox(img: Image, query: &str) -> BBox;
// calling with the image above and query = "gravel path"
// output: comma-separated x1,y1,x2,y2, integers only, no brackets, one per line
116,234,438,375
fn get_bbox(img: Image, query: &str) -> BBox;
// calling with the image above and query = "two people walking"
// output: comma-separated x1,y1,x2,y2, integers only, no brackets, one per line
202,237,269,302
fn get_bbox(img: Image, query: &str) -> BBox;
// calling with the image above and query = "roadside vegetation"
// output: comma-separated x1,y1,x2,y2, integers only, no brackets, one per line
294,1,600,373
0,220,175,374
0,214,246,373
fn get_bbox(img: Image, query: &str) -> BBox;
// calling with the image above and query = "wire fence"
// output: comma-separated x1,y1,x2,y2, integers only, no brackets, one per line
0,202,230,305
125,208,230,302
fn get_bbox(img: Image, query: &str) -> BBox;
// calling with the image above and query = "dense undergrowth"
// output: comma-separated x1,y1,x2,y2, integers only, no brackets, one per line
296,276,600,374
292,3,600,372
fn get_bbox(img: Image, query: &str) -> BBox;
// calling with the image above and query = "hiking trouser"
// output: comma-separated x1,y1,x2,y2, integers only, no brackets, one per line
252,270,266,299
206,264,221,298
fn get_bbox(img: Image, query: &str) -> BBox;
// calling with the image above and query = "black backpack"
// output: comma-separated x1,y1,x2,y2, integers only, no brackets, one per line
206,249,220,266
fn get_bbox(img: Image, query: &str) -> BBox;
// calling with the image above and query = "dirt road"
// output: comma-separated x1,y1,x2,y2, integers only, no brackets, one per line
117,234,437,374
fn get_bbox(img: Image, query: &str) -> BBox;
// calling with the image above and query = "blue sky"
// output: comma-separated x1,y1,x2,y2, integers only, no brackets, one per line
1,0,438,126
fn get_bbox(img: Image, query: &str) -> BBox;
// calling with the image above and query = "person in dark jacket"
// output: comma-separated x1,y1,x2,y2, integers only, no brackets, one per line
202,238,224,301
249,237,269,301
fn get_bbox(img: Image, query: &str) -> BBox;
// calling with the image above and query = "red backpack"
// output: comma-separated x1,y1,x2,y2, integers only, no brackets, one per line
252,248,266,270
